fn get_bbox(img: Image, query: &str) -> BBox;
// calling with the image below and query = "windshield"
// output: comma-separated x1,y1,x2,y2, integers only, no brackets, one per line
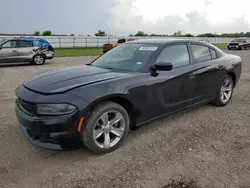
91,43,160,71
232,39,246,43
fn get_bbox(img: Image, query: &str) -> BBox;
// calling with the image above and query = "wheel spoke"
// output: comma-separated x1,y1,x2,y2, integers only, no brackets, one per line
111,127,124,137
224,87,231,92
103,133,110,148
224,92,229,100
110,112,123,126
220,91,224,99
94,128,103,139
100,112,109,125
223,79,229,87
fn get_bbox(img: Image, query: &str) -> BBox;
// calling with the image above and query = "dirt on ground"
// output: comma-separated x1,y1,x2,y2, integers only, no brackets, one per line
0,51,249,188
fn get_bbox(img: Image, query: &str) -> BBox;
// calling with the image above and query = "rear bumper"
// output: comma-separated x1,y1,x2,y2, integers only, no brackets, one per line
15,104,82,150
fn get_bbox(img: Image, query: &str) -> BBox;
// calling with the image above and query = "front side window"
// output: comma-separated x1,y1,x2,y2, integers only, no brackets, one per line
91,43,160,71
192,45,211,63
1,40,17,48
156,44,190,68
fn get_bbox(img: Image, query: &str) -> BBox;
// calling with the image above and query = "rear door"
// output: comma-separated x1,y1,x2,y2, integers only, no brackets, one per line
17,40,35,61
190,43,226,101
0,40,18,63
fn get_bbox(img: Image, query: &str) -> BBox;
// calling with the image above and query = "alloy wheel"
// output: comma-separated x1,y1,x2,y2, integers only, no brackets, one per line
34,55,44,64
220,77,233,103
93,110,125,149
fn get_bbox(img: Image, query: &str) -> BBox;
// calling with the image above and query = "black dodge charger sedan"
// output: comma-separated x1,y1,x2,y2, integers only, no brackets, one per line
15,39,242,153
227,38,250,50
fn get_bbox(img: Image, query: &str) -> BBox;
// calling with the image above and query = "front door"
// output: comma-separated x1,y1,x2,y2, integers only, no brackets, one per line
139,43,197,122
0,40,19,63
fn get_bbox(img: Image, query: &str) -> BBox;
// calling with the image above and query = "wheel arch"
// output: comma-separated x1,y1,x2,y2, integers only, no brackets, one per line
83,94,141,129
227,71,236,87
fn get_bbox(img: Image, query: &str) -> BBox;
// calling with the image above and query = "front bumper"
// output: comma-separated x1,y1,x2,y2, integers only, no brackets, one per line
44,51,54,59
16,104,82,150
228,45,241,50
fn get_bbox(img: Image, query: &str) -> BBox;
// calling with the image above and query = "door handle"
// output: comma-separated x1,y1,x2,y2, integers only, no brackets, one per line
218,65,224,69
189,75,195,80
12,50,18,52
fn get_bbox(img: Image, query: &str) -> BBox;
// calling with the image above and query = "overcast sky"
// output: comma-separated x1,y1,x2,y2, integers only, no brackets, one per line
1,0,250,35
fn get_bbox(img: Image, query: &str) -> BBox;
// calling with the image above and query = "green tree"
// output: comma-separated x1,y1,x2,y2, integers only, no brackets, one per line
197,33,217,37
134,31,148,36
95,30,106,36
42,30,52,36
183,33,194,37
34,31,40,36
172,31,182,37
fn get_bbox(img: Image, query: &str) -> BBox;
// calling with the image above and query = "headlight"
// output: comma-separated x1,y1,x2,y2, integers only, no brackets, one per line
37,103,77,115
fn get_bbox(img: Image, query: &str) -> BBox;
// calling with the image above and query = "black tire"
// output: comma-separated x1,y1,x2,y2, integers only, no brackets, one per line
33,54,45,65
81,101,130,154
227,47,231,50
213,75,234,106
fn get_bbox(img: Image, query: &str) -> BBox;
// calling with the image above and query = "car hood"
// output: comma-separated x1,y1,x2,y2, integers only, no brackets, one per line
23,65,130,94
229,42,243,45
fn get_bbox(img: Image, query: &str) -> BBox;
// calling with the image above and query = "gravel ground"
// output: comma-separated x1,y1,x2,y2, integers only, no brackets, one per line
0,51,249,188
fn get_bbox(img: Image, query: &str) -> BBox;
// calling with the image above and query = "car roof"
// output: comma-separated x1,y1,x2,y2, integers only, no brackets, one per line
127,38,208,45
127,38,225,55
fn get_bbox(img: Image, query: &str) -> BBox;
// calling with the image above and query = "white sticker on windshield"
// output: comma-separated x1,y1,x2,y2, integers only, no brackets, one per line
137,62,142,65
139,47,158,51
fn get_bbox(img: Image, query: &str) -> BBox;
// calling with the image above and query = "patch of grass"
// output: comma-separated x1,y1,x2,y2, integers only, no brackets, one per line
213,43,227,49
55,47,103,57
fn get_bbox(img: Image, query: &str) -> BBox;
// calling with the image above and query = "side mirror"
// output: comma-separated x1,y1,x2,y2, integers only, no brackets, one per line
152,62,173,71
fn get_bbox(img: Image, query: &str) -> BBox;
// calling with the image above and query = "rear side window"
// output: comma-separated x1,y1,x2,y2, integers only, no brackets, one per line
191,45,212,63
33,40,40,47
210,48,217,59
18,40,33,48
156,44,190,68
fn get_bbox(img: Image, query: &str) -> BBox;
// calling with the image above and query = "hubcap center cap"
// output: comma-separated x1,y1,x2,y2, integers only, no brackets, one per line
103,124,111,133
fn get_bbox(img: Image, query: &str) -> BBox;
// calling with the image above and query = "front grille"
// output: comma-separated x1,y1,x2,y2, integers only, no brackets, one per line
18,99,37,114
26,129,59,144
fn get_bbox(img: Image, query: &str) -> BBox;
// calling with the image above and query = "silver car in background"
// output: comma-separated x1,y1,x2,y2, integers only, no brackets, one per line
0,38,54,65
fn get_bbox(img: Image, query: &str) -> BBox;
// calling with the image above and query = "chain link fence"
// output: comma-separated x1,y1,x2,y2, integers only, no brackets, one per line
0,36,240,48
